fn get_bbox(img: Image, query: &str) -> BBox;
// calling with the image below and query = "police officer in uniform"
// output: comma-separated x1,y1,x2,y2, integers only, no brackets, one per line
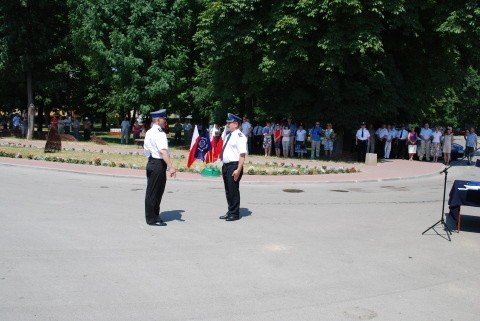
144,109,176,226
219,113,248,221
355,121,370,162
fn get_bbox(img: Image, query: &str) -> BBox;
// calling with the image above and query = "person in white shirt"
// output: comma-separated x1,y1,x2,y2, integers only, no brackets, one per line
375,124,387,158
418,122,433,161
356,121,370,162
294,124,307,158
241,116,253,153
384,124,395,159
143,109,176,226
431,126,442,163
219,113,248,222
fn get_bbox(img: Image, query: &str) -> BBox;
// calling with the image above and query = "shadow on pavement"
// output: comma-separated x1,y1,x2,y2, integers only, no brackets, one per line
162,210,185,222
240,208,252,219
454,214,480,234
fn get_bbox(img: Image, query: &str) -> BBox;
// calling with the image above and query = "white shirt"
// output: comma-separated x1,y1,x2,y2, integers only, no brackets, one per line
241,121,252,137
296,129,307,142
376,128,388,139
419,128,433,141
356,127,370,141
253,125,263,136
397,129,408,140
282,128,291,142
143,124,168,159
222,129,248,163
432,131,442,143
385,129,395,141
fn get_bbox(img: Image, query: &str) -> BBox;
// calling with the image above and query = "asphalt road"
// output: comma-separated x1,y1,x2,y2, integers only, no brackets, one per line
1,164,480,321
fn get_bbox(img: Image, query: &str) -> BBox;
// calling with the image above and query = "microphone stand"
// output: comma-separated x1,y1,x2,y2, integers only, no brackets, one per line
422,143,479,240
421,163,452,240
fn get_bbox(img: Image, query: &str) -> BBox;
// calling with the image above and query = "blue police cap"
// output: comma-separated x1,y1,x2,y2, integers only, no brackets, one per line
226,113,242,123
150,109,167,118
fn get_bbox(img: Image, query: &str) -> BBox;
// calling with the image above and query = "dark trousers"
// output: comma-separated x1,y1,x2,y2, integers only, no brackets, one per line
145,158,167,224
253,135,263,154
397,140,407,159
222,162,243,217
84,129,91,141
376,140,385,158
357,140,368,162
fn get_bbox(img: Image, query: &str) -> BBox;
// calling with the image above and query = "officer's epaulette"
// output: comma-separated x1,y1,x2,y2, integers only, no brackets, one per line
238,133,243,137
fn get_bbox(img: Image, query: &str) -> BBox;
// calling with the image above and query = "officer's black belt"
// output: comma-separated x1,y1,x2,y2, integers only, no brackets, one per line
223,161,239,166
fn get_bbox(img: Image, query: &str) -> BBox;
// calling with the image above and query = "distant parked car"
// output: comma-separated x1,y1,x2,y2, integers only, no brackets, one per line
451,143,464,160
454,128,467,136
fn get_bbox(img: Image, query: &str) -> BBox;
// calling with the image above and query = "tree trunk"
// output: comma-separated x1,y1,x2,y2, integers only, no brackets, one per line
26,71,35,140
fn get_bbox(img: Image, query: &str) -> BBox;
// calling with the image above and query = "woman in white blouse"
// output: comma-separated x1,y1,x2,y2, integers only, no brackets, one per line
431,126,442,163
281,125,291,158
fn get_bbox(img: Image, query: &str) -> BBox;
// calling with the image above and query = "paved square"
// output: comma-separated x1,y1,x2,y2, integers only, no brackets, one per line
1,164,480,320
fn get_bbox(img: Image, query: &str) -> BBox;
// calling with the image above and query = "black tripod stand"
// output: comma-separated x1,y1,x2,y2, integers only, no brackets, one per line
421,164,452,240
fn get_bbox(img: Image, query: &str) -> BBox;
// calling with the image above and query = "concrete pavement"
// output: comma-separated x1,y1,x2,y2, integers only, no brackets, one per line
1,164,480,320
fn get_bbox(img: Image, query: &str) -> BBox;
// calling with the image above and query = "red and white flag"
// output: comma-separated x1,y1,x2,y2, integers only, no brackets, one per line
205,125,224,164
187,126,212,167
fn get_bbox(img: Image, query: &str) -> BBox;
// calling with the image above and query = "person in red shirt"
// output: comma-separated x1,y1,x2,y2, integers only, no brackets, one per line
273,122,282,157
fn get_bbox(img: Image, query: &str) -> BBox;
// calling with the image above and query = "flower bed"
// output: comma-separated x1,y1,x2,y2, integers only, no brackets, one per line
0,144,359,176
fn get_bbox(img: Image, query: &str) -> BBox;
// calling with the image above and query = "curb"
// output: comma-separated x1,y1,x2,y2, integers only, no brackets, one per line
0,157,445,185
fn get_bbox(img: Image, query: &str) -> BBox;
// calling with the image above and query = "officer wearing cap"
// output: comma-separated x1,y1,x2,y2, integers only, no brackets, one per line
355,121,370,162
219,113,248,221
144,109,176,226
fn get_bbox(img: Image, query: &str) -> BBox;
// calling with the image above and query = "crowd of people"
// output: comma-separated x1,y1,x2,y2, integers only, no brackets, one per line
235,117,337,159
47,114,91,141
230,117,477,165
0,111,29,138
356,122,478,165
2,110,478,165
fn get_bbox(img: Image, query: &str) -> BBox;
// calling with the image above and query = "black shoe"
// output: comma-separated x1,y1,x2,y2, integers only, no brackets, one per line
219,214,229,219
148,221,167,226
226,216,240,221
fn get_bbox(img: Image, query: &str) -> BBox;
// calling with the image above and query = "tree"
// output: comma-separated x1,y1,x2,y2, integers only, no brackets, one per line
0,0,77,137
69,0,200,119
195,0,480,128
